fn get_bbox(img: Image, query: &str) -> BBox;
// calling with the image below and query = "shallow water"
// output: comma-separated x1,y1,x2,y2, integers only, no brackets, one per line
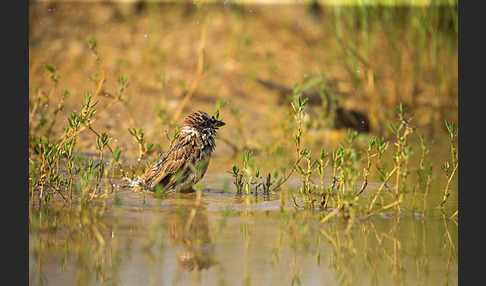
29,155,457,285
29,198,457,285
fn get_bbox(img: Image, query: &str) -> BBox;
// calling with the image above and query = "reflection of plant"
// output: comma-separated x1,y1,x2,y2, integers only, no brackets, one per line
30,204,121,285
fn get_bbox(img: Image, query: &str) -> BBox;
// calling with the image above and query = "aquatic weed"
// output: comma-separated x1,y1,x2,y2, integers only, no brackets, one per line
228,95,459,224
439,119,458,208
29,36,131,205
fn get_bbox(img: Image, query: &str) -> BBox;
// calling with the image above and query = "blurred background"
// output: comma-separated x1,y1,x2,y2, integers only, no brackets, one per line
29,0,458,160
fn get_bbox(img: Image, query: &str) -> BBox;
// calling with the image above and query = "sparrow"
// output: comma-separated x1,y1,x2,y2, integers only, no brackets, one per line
141,111,225,193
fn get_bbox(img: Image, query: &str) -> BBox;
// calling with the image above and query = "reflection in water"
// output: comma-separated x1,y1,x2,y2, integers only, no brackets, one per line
29,194,219,284
29,193,457,285
166,198,216,272
29,204,122,285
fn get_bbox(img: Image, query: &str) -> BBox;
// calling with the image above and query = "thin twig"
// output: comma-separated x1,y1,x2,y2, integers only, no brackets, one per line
272,156,304,191
367,166,398,212
440,164,458,207
361,197,403,221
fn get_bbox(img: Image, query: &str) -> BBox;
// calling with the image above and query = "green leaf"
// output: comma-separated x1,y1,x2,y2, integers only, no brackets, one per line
320,149,328,161
146,143,154,151
445,119,458,137
113,147,122,160
44,64,55,73
84,92,92,105
301,96,309,108
87,35,97,50
295,165,304,175
396,102,403,117
441,161,450,173
291,102,297,113
96,137,102,151
117,75,128,86
368,136,376,149
63,88,71,99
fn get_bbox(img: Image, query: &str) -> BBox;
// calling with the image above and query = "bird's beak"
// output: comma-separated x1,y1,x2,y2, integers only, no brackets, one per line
214,120,226,128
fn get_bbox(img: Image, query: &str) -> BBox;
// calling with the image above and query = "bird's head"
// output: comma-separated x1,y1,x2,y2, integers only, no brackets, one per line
182,111,225,137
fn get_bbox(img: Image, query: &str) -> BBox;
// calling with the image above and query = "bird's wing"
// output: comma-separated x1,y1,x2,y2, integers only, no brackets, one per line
143,135,196,190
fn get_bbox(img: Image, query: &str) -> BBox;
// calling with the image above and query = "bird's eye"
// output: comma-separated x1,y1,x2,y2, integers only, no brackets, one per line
211,116,215,120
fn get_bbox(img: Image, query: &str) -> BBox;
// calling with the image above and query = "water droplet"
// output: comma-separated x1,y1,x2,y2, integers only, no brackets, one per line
356,69,360,73
144,34,147,38
304,74,307,78
249,9,253,13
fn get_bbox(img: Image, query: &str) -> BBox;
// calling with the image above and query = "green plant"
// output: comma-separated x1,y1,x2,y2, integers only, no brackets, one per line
290,86,308,161
230,150,254,195
29,36,130,206
389,103,415,199
355,136,376,196
439,120,458,207
411,135,431,215
128,127,154,177
294,149,318,209
317,149,330,208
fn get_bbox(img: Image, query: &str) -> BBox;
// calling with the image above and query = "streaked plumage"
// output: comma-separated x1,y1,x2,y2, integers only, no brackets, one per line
141,111,225,193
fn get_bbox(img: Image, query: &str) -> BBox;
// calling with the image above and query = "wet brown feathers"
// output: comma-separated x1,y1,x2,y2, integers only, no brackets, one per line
141,111,225,193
